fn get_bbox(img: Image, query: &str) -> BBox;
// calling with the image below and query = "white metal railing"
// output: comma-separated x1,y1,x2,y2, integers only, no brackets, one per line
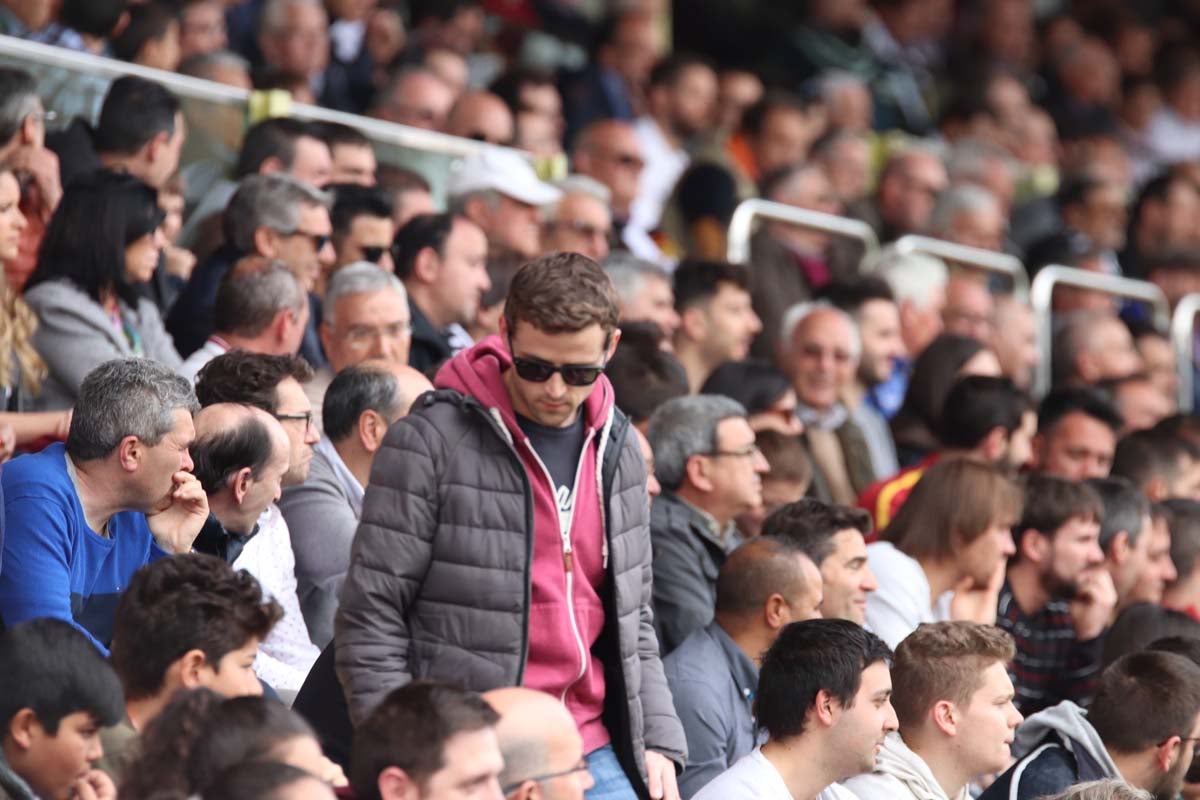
726,198,880,265
1029,265,1170,398
892,234,1029,298
1171,293,1200,412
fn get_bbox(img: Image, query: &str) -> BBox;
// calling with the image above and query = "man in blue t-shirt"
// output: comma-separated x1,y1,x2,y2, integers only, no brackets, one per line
0,358,208,652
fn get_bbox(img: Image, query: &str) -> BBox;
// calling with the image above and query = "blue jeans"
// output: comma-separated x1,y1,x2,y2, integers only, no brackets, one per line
585,744,637,800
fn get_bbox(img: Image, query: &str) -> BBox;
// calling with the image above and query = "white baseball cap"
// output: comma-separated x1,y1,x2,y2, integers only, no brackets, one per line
446,148,563,206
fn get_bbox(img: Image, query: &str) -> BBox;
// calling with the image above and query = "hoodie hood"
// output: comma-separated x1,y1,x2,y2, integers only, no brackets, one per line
435,334,615,437
1012,700,1120,777
0,745,37,800
846,733,969,800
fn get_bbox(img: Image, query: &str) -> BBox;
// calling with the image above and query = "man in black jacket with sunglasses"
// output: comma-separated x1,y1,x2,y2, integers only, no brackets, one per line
336,252,687,800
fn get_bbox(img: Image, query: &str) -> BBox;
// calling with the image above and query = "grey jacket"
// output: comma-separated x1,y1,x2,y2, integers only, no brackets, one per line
279,436,363,648
335,388,687,795
650,492,740,655
24,279,182,410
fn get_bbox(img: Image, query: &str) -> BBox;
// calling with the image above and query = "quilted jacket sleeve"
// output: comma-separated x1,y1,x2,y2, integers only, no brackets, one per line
334,413,442,724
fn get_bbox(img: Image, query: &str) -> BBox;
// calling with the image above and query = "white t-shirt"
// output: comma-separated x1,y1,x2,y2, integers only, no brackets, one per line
864,542,953,650
693,749,862,800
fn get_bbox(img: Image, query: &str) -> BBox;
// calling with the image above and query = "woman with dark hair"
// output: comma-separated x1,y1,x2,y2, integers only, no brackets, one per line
701,359,804,437
890,333,1002,467
202,761,336,800
23,169,180,409
0,163,71,454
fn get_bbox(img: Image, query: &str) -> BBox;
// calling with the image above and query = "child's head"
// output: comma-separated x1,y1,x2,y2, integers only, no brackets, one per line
0,619,124,800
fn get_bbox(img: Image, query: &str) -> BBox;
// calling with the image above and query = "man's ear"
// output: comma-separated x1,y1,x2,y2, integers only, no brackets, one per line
255,226,281,258
230,466,253,505
979,427,1008,461
1019,528,1048,565
931,699,958,736
143,130,169,168
117,435,142,473
683,453,713,494
8,708,39,751
678,306,707,343
1108,531,1130,565
1155,735,1182,774
763,592,790,629
359,409,389,453
412,244,441,285
377,766,421,800
171,649,210,690
1145,475,1168,503
509,780,541,800
813,688,838,728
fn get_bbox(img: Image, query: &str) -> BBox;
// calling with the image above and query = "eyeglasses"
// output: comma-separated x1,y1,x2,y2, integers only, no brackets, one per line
359,245,389,264
703,444,763,459
508,337,607,386
28,109,56,125
342,321,412,345
275,411,313,434
501,760,590,794
288,229,331,252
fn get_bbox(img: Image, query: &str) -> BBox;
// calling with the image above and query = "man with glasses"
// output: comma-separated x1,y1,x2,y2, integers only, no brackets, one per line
543,176,613,262
571,120,651,259
329,183,397,279
487,687,596,800
194,351,323,695
337,252,687,800
645,395,768,654
980,650,1200,800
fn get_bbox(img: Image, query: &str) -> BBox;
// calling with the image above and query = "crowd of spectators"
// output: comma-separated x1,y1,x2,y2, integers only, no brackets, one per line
4,1,1200,800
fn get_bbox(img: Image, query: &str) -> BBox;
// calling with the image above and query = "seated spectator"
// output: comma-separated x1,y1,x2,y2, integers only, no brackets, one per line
603,253,680,344
647,395,767,653
280,362,431,648
1101,603,1200,668
736,431,813,538
1052,311,1143,388
844,622,1023,800
110,3,181,72
178,117,332,258
762,499,878,624
443,90,514,145
999,474,1114,716
180,257,309,381
694,619,897,800
377,165,434,230
168,174,334,362
195,352,321,695
349,683,504,800
779,302,877,504
542,176,613,262
930,186,1006,252
941,271,996,343
1130,324,1178,405
871,248,949,373
1111,428,1200,501
852,146,948,244
177,0,228,61
604,322,689,428
1104,373,1174,434
317,123,377,187
991,295,1040,391
980,651,1200,800
860,375,1033,530
447,148,561,259
571,121,647,254
200,761,336,800
867,458,1022,648
313,263,412,414
467,248,522,345
1162,499,1200,617
483,686,594,800
178,51,252,89
818,277,905,478
23,171,180,409
0,359,204,650
102,554,282,779
0,67,63,293
0,619,124,800
889,333,1002,468
701,360,804,437
1090,476,1177,610
1031,386,1123,480
392,213,490,374
329,184,395,277
665,537,823,797
672,259,761,392
368,67,456,131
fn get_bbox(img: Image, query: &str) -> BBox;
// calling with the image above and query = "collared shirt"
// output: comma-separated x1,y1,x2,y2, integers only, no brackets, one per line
314,435,364,516
179,336,230,383
995,580,1105,717
796,400,849,432
664,621,760,798
192,513,257,564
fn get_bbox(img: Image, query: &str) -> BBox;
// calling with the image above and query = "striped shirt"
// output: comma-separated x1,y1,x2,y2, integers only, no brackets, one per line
995,581,1105,717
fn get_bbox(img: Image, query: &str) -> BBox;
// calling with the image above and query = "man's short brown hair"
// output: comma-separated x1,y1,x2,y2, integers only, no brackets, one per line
503,252,620,338
890,622,1016,730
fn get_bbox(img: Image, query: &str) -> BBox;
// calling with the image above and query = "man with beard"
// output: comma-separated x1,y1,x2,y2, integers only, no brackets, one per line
997,475,1118,717
858,375,1034,530
980,651,1200,800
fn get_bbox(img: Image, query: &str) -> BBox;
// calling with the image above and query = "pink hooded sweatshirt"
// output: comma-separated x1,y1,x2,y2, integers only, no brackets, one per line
437,335,614,753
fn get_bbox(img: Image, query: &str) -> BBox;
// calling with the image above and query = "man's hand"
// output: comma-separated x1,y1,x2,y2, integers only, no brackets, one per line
644,750,680,800
950,561,1006,625
163,245,197,281
145,471,209,554
71,769,116,800
1069,567,1118,640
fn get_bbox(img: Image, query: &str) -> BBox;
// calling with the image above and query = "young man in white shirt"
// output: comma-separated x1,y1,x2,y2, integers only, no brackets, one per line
695,618,898,800
844,621,1024,800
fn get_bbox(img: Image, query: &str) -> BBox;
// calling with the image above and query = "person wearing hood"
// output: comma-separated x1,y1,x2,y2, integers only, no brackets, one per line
844,621,1023,800
335,252,687,799
979,650,1200,800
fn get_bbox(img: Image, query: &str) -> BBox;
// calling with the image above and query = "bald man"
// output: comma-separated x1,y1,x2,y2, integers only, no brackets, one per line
663,537,823,798
444,91,515,145
280,362,433,646
485,687,596,800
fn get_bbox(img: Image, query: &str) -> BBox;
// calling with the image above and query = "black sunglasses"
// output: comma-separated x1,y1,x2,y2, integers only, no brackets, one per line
360,245,388,264
509,337,606,386
290,229,330,252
